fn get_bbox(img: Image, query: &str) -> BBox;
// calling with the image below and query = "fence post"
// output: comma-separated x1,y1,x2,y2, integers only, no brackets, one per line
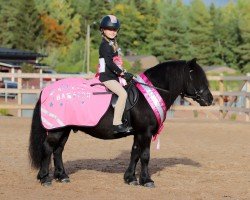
219,74,224,118
17,70,22,117
39,69,43,89
11,68,15,82
246,73,250,121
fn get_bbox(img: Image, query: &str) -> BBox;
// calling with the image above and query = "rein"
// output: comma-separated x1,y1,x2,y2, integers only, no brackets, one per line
133,78,170,93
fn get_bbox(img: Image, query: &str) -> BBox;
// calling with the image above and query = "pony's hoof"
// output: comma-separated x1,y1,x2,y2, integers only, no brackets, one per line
60,178,70,183
128,180,139,186
142,182,155,188
56,177,70,183
41,181,52,187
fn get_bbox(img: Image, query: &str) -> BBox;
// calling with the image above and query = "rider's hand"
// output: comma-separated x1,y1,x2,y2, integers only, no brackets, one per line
123,72,134,83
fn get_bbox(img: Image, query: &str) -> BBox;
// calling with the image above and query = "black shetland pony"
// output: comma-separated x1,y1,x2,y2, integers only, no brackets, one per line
29,58,213,187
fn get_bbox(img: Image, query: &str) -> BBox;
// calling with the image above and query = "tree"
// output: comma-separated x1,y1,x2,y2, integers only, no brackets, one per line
40,14,68,47
35,0,81,46
209,3,226,65
149,0,191,61
68,0,90,37
43,38,86,73
111,3,144,54
187,0,214,65
234,0,250,73
220,2,241,69
133,0,160,54
0,0,43,51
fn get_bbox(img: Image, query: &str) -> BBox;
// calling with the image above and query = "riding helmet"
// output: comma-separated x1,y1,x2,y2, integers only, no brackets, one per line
100,15,120,31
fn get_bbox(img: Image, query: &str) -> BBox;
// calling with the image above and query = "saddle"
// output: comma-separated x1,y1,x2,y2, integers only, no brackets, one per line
91,81,139,111
92,81,139,129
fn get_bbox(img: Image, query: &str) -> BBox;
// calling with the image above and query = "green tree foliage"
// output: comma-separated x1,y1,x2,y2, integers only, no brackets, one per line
134,0,160,54
21,63,36,73
187,0,214,65
129,59,143,74
111,3,143,53
219,2,241,69
84,0,112,48
68,0,90,37
209,4,226,65
0,0,249,73
0,0,42,51
35,0,81,46
43,39,85,73
234,0,250,73
150,0,191,61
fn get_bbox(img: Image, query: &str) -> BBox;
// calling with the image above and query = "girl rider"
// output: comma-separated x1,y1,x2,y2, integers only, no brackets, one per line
98,15,133,134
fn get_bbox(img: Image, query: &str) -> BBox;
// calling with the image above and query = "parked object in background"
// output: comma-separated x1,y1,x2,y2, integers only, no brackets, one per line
42,69,57,82
0,80,17,99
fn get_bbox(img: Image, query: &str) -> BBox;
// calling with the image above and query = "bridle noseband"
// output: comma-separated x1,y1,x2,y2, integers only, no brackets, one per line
181,69,210,105
182,87,209,102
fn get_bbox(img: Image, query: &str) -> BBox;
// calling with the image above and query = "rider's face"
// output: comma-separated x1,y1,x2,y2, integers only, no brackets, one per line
103,29,118,39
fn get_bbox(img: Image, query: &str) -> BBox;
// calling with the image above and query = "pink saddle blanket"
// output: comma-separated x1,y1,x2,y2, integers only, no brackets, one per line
40,77,112,130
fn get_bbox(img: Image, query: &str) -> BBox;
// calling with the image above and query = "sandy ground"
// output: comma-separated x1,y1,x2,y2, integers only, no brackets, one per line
0,116,249,200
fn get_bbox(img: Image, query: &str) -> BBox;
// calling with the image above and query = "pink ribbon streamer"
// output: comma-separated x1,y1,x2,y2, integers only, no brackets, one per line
136,73,167,141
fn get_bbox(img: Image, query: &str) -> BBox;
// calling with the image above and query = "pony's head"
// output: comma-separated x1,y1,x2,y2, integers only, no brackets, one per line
182,58,213,106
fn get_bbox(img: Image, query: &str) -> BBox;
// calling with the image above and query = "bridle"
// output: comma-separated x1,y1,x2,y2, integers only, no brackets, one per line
133,67,210,105
181,69,210,105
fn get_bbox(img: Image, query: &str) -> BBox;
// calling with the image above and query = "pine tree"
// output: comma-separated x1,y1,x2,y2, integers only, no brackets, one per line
234,0,250,73
209,3,226,65
68,0,90,37
187,0,214,65
0,0,21,49
220,2,240,69
111,3,143,54
19,0,43,50
133,0,160,54
0,0,42,51
149,0,190,61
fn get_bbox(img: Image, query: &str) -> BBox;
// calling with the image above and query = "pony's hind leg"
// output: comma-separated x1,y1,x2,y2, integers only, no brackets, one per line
124,135,140,185
37,133,55,186
37,130,69,186
53,129,70,183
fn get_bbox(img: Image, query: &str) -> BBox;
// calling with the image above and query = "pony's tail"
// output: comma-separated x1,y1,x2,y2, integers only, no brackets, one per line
28,98,47,169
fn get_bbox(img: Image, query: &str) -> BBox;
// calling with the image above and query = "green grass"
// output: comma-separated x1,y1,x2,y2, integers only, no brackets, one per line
0,109,9,116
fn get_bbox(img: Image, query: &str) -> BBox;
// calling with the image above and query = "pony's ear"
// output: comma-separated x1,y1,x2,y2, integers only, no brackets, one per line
188,58,197,64
187,58,197,66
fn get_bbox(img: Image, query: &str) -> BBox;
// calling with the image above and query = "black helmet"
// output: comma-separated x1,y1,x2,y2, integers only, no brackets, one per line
100,15,120,31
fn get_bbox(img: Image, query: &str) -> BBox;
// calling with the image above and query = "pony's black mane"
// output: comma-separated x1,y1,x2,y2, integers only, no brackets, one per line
144,60,187,93
144,59,209,93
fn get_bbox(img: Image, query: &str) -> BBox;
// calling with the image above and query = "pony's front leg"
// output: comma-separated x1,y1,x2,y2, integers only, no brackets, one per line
139,135,155,188
124,135,140,185
53,131,70,183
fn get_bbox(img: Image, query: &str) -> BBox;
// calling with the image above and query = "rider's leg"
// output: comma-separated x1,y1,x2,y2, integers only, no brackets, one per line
103,80,130,133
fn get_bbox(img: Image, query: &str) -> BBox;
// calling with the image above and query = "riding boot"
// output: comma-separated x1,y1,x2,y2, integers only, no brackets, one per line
113,124,132,134
126,126,134,132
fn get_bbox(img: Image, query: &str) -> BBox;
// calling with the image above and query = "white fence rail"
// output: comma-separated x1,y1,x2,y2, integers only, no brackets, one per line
0,72,249,121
